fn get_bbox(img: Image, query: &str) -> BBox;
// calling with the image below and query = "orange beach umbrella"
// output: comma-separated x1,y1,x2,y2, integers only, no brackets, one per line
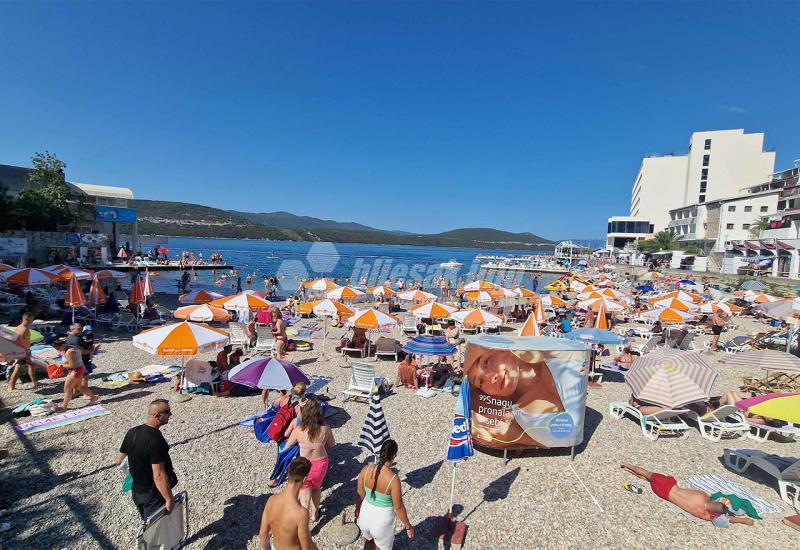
88,276,106,306
410,301,458,319
518,313,542,336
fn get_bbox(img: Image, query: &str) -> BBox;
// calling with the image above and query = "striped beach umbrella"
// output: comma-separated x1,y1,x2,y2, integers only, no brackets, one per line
64,274,86,308
133,321,229,356
638,307,696,324
227,356,309,390
534,295,567,308
410,301,457,319
451,308,504,329
367,285,396,298
117,247,128,259
513,287,535,298
739,279,767,291
45,264,94,281
179,289,225,304
326,286,366,301
650,297,699,312
397,289,437,303
347,308,399,330
722,350,800,374
401,335,456,356
463,280,500,292
296,298,354,317
359,392,391,456
211,290,272,311
174,304,232,322
744,291,781,304
0,268,59,286
0,263,15,273
625,349,717,408
518,313,541,336
464,290,498,304
304,278,340,292
735,393,800,424
0,329,28,361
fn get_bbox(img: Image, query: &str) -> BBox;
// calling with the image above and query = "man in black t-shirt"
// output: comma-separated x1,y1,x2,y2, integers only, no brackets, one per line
115,399,177,519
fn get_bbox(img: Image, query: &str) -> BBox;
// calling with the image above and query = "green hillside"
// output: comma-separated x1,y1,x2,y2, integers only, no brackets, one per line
132,199,555,249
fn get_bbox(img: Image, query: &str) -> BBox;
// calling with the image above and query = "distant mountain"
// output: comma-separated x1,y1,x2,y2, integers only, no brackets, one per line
132,199,556,250
231,210,380,232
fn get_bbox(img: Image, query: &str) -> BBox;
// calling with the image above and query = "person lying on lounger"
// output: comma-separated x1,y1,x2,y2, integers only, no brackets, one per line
620,464,754,527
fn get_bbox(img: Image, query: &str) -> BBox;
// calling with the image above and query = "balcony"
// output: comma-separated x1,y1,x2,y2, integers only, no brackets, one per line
762,227,800,240
780,185,800,199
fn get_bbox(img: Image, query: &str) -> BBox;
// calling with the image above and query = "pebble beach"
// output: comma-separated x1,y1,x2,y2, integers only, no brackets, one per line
1,295,798,549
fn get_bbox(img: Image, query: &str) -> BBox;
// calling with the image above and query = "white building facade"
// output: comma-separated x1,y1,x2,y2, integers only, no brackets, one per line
606,216,654,251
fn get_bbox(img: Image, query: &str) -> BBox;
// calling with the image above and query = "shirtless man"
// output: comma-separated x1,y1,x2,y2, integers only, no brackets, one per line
259,457,318,550
621,464,754,527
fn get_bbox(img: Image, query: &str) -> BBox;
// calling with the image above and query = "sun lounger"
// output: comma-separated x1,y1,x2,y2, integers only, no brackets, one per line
374,337,400,363
228,322,249,350
137,491,189,549
687,405,749,442
401,314,418,336
608,402,691,441
598,363,628,378
340,338,369,359
744,419,799,443
253,327,274,354
342,362,383,402
723,448,800,508
630,335,661,356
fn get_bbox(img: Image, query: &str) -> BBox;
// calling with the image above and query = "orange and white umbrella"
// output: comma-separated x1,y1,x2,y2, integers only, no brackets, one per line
533,295,567,308
451,308,504,328
64,274,86,308
743,291,781,304
0,268,59,286
698,301,743,315
367,285,396,297
326,286,366,301
117,247,128,259
93,269,126,280
410,301,457,319
211,290,272,311
129,275,146,305
570,280,590,292
463,280,500,292
513,287,535,298
464,290,499,304
650,297,699,312
179,289,225,304
347,308,399,330
142,271,155,297
642,271,664,280
295,298,354,318
133,321,229,356
396,289,437,302
639,307,696,324
494,287,519,299
174,304,231,322
578,288,626,301
577,297,627,312
88,276,106,306
649,290,703,304
45,264,94,281
304,278,340,292
518,313,541,336
0,263,15,273
594,300,609,330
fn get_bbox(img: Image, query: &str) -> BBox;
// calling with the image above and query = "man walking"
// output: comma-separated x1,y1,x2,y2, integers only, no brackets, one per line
259,457,317,550
116,399,177,519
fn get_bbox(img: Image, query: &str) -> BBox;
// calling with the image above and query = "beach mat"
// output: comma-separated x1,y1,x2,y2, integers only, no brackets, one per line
684,474,784,515
15,405,110,435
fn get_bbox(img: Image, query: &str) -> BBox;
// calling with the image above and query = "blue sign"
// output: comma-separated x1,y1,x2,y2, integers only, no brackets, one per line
95,206,137,223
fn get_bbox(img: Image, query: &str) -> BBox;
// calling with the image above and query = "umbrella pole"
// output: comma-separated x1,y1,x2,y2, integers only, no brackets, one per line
448,462,458,517
323,316,327,355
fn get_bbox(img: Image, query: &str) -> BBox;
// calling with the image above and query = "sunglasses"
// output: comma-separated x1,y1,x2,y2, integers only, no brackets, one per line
156,410,173,417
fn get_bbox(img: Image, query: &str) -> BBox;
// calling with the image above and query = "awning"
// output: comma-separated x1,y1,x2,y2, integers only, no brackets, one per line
778,241,796,251
742,256,774,264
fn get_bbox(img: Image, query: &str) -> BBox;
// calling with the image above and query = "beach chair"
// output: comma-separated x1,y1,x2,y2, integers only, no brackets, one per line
687,405,749,442
342,362,384,402
374,337,400,363
401,314,418,336
254,327,274,354
608,402,691,441
723,448,800,508
137,491,189,549
228,322,249,350
721,335,753,354
744,419,799,443
630,335,660,356
597,363,628,380
341,338,369,359
678,332,697,351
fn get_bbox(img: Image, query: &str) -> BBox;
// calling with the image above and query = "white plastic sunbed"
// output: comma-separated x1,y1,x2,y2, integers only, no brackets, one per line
724,448,800,508
608,402,691,441
342,362,382,402
686,405,749,442
745,419,799,443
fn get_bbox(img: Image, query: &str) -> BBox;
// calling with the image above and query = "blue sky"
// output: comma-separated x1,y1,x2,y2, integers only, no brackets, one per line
1,2,798,240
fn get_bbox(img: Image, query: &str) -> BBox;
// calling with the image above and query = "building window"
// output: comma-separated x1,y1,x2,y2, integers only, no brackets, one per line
726,223,734,229
700,182,707,193
742,224,750,230
704,138,712,150
703,155,710,167
701,169,708,179
778,200,786,210
728,205,736,212
760,206,768,212
698,195,705,203
744,206,752,212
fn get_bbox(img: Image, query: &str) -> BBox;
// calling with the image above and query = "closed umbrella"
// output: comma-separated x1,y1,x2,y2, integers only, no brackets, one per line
179,289,225,304
129,275,146,316
88,276,106,306
625,349,717,408
359,392,391,459
64,274,86,323
735,393,800,424
142,271,155,297
518,313,541,336
227,356,309,390
534,298,546,323
594,300,609,330
445,378,473,534
117,247,128,259
174,304,231,322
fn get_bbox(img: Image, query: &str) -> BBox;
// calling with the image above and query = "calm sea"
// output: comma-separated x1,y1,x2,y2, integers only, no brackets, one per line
146,237,558,295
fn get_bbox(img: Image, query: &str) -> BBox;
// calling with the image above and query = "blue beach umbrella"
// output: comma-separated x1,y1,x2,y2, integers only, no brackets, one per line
402,335,456,356
678,279,697,285
564,328,627,346
446,378,473,520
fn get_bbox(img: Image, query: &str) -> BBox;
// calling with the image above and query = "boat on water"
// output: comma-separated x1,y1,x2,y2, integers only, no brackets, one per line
440,260,463,269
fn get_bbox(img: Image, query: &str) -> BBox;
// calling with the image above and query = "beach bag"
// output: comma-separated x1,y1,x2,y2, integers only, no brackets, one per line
48,363,67,379
267,402,297,443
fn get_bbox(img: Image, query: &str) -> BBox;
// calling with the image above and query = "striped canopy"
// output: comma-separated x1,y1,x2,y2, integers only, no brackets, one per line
401,335,456,356
133,321,229,356
211,290,272,311
326,286,366,301
650,297,699,312
639,307,696,324
0,268,59,286
396,289,437,302
625,349,717,408
228,357,309,390
64,274,86,308
451,308,504,328
518,313,541,336
179,289,225,304
513,287,535,298
464,290,499,304
174,304,232,322
410,301,457,319
88,276,106,306
347,308,398,330
743,291,781,304
44,264,94,281
722,350,800,374
304,278,340,291
367,285,396,297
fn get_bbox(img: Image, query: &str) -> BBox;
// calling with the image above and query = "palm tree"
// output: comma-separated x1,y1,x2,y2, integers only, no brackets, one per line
749,216,771,238
652,230,681,251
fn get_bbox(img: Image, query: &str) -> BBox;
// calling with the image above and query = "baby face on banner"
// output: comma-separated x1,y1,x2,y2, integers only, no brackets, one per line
465,347,566,449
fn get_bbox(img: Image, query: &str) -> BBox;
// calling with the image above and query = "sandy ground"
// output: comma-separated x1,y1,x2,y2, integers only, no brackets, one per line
0,299,798,549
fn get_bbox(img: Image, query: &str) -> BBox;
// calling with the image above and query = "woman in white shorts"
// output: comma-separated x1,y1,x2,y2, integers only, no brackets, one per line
355,440,414,549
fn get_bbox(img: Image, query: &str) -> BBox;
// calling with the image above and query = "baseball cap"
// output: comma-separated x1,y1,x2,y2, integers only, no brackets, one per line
82,325,93,333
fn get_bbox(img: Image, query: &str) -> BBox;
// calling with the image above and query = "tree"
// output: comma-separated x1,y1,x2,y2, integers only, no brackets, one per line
15,151,91,231
635,230,682,252
749,216,771,238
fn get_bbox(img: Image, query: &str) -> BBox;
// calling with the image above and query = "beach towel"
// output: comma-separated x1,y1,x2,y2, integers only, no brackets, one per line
709,492,760,519
253,407,279,443
684,474,783,515
269,444,300,486
15,405,110,435
137,364,175,377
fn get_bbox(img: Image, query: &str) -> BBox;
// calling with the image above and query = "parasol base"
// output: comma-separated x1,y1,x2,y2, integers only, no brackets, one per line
434,515,468,547
327,512,360,546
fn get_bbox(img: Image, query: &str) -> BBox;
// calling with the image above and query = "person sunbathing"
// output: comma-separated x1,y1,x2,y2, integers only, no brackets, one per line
395,355,419,389
620,464,754,527
608,347,634,371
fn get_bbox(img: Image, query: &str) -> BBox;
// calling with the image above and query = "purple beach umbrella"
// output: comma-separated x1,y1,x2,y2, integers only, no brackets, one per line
227,357,310,390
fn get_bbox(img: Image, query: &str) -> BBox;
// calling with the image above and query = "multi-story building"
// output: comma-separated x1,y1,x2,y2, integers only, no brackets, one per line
630,129,776,232
606,216,654,251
